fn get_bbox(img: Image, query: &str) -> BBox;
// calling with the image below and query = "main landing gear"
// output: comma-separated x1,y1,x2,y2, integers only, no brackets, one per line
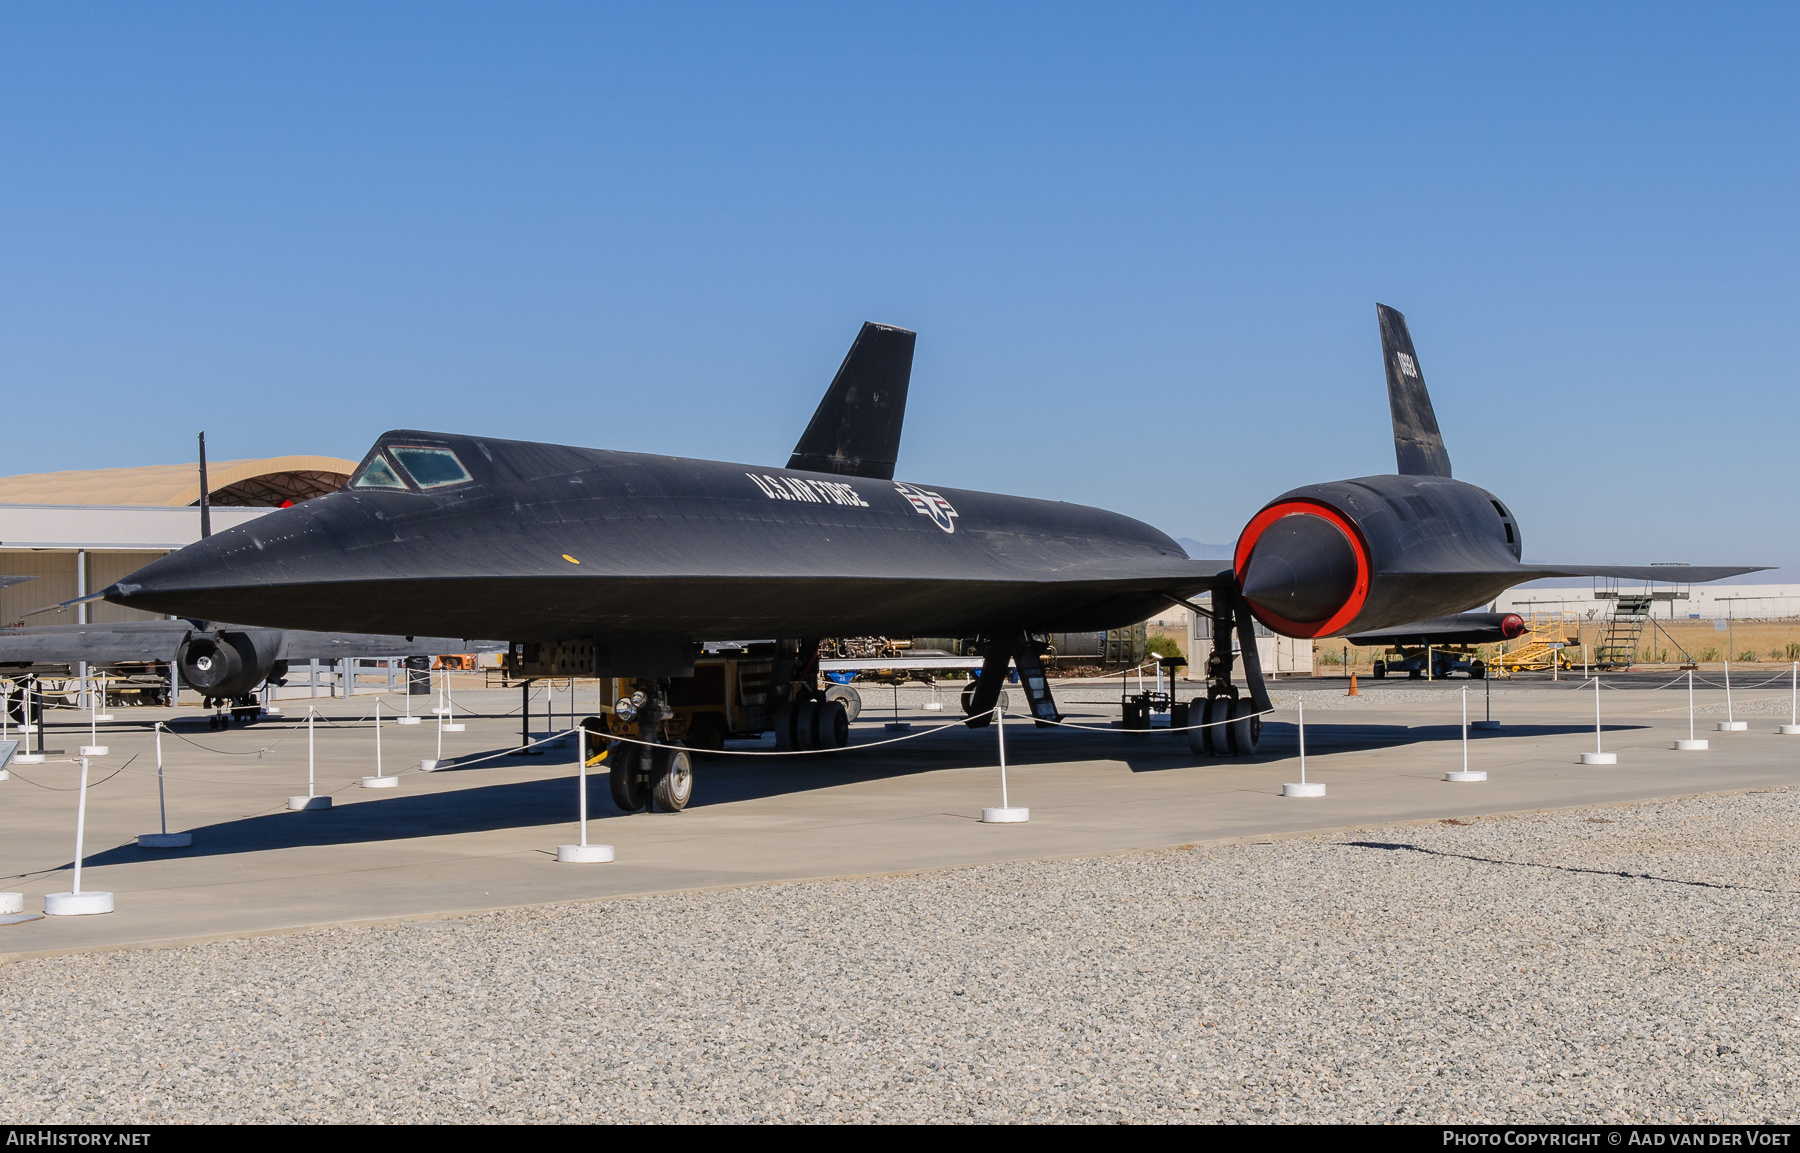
203,694,262,729
773,639,850,751
1187,583,1272,759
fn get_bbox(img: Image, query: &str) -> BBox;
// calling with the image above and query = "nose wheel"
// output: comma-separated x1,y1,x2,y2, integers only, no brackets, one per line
606,684,696,813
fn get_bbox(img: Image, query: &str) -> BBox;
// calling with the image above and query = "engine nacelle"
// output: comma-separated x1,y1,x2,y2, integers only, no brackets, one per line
1234,474,1524,638
177,629,281,700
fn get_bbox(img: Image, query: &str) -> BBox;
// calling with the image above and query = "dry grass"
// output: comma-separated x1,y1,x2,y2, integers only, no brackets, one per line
1311,618,1800,671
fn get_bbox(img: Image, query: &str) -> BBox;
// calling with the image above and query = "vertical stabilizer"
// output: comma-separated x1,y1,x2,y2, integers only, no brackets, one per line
1377,304,1452,478
197,430,212,538
787,322,915,480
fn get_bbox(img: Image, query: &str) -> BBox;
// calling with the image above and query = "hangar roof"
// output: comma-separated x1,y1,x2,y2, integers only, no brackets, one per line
0,456,358,507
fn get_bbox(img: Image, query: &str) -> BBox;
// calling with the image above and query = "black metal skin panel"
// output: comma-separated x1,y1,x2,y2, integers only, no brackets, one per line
107,431,1220,643
1257,473,1524,636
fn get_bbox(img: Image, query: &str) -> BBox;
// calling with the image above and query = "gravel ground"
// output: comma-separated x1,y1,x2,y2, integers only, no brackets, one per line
5,787,1800,1124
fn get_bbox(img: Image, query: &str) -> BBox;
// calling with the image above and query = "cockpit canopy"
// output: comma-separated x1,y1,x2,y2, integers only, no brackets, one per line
349,442,474,492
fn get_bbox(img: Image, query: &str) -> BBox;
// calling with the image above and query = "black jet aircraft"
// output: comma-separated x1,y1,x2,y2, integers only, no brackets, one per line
0,620,504,728
102,307,1760,807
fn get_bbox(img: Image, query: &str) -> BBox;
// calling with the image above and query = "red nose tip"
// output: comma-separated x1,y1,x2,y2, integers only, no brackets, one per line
1501,613,1525,639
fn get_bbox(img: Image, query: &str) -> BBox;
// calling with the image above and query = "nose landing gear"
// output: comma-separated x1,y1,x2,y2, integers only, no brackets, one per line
606,682,694,814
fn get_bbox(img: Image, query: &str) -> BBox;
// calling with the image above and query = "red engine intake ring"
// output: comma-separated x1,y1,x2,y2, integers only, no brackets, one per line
1233,500,1372,638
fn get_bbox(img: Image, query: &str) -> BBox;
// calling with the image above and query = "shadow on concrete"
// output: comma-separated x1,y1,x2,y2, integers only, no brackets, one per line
63,720,1647,868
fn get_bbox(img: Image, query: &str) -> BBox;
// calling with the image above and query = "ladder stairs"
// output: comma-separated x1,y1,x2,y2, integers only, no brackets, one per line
1594,595,1651,670
1491,612,1578,675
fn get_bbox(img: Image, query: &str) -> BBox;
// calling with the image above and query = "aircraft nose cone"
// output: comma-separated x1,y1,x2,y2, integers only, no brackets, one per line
105,534,248,617
102,497,361,626
1238,512,1359,625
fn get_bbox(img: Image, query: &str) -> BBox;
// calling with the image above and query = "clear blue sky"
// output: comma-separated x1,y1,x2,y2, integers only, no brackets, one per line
3,3,1793,574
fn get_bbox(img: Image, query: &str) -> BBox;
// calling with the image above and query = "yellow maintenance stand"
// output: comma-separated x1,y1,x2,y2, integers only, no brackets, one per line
1490,612,1579,676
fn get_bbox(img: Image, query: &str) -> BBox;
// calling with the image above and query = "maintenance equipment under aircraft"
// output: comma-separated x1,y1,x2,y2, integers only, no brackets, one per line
103,309,1762,810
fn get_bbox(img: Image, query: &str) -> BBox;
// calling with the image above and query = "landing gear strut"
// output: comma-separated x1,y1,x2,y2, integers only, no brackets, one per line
1187,583,1271,758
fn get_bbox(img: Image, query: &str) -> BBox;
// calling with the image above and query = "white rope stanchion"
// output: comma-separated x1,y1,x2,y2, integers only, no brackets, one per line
1782,662,1800,736
79,676,108,757
44,755,113,916
1446,686,1486,781
1675,670,1708,751
14,677,44,766
288,707,332,809
558,726,614,862
1471,669,1499,730
137,722,192,848
1717,660,1746,731
398,665,422,725
442,672,464,733
981,705,1027,823
1580,677,1617,765
1282,697,1324,796
360,698,398,788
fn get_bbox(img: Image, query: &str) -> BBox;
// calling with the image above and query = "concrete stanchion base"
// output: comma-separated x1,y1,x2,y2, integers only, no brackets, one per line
442,723,465,733
78,745,108,756
264,708,283,717
981,807,1029,823
287,795,332,810
45,891,113,916
1674,739,1709,751
1470,720,1501,730
1579,752,1618,765
0,892,22,914
431,707,451,715
1716,721,1747,732
419,759,440,771
12,754,44,765
137,833,192,848
1282,782,1326,797
556,844,615,863
0,769,7,780
1780,725,1800,735
360,775,399,789
923,702,943,711
396,716,422,726
95,714,114,723
1445,770,1487,782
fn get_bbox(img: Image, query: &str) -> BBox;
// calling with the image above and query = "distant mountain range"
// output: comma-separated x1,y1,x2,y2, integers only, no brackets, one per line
1176,538,1232,560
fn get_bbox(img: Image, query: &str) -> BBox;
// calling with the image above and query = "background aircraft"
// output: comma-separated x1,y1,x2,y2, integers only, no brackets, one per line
102,307,1760,806
1340,610,1526,679
0,620,504,727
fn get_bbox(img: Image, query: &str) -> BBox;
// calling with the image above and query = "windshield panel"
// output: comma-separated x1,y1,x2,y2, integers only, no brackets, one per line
352,453,409,490
390,446,473,489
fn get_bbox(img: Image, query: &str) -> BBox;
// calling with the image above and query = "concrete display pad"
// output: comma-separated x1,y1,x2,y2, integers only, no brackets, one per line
3,682,1798,958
